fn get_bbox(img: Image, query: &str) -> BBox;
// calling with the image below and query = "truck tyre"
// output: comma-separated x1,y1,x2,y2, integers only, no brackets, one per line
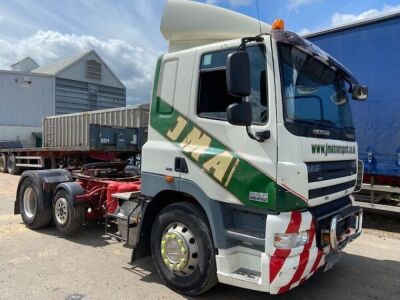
18,177,52,229
151,202,217,296
52,189,85,235
7,154,21,175
0,154,7,173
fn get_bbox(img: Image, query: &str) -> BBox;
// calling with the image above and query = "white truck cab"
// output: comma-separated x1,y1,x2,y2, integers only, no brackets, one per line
139,0,367,295
11,0,367,296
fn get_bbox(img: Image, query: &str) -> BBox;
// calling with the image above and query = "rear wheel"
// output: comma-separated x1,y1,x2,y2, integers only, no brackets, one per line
0,154,7,173
18,178,52,229
151,202,217,296
7,154,21,175
52,189,85,235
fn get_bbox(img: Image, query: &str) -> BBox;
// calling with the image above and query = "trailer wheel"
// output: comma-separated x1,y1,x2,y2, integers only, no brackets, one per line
18,178,52,229
0,154,7,173
7,154,21,175
151,202,217,296
52,189,85,235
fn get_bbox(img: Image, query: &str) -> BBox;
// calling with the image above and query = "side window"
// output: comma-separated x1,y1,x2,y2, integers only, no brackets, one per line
157,59,178,114
197,45,268,124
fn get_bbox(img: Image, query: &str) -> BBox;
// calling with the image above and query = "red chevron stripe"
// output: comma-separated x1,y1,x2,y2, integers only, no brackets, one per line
277,217,317,293
310,249,324,273
286,211,302,233
270,211,302,283
304,218,316,251
278,249,310,294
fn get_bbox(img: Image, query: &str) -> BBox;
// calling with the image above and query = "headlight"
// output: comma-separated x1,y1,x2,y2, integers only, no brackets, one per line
274,231,309,249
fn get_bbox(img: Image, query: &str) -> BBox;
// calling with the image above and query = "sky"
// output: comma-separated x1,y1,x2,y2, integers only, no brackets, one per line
1,0,400,104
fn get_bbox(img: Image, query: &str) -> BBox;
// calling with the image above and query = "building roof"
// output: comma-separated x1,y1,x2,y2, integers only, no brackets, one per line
304,11,400,38
11,57,39,69
32,50,92,75
31,49,125,88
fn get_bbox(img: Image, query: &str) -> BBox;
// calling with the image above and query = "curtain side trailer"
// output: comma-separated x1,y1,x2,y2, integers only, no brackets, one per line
307,12,400,212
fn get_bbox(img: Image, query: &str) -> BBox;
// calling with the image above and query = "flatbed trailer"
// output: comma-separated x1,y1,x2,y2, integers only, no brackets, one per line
0,146,139,174
0,105,148,174
0,128,145,174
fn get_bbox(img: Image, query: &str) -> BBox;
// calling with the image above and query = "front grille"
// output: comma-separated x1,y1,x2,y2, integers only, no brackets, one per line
306,160,357,182
309,180,356,199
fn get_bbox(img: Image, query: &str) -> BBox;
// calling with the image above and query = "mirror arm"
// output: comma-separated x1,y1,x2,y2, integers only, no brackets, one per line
246,126,270,142
239,36,264,51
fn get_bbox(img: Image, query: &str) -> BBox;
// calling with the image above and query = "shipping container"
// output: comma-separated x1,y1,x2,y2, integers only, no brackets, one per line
43,104,149,148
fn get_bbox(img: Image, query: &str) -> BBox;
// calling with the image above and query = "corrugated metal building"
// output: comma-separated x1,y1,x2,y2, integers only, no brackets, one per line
0,50,126,147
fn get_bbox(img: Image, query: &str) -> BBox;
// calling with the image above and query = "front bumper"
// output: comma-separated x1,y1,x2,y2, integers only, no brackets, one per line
215,197,362,294
326,205,363,253
267,198,363,294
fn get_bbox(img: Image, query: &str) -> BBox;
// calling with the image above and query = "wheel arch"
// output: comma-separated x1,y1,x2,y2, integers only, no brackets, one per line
53,181,85,206
133,185,231,262
133,189,205,261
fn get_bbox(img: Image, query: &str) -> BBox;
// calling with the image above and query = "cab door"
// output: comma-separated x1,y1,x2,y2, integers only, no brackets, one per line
180,38,278,209
142,54,188,191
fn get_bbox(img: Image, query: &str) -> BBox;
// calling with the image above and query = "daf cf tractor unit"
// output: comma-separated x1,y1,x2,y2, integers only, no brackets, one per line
14,0,367,296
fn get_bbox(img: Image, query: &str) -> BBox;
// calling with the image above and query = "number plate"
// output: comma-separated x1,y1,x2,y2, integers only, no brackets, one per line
324,252,341,272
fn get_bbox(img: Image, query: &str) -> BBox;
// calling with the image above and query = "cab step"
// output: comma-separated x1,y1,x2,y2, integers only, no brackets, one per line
232,268,261,283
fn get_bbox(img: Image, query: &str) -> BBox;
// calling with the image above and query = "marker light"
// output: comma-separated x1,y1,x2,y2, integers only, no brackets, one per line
274,231,309,249
272,18,285,30
165,175,174,183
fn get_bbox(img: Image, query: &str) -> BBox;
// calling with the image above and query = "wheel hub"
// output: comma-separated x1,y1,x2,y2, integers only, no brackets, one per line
55,198,69,225
161,223,199,276
23,187,36,219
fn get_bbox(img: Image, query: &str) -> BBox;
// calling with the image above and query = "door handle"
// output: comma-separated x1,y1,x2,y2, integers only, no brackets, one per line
175,157,188,173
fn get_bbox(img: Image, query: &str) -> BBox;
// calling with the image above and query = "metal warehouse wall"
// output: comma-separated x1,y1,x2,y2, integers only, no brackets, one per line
0,71,54,127
55,78,126,114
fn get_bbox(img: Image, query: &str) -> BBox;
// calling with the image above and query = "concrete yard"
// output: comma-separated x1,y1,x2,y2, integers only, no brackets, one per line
0,172,399,300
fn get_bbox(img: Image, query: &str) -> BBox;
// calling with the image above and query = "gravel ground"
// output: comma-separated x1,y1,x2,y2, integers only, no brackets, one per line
0,172,399,300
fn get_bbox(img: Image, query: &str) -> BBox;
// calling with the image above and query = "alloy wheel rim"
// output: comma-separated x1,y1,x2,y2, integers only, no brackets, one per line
23,187,37,219
55,197,69,225
161,222,199,277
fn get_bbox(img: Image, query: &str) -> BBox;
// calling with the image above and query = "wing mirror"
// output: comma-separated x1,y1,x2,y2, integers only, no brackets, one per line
226,102,252,126
226,51,251,97
352,84,368,101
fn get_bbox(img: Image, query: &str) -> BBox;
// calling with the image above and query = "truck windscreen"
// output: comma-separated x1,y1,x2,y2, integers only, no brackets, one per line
278,43,354,137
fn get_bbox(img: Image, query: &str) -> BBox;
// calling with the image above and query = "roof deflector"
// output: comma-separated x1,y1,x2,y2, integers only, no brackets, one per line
160,0,271,52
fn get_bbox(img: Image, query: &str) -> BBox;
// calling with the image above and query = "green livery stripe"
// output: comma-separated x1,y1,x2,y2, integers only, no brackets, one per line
149,56,307,212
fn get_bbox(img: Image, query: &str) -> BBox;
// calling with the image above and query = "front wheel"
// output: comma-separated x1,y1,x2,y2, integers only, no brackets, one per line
151,202,217,296
52,190,85,235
